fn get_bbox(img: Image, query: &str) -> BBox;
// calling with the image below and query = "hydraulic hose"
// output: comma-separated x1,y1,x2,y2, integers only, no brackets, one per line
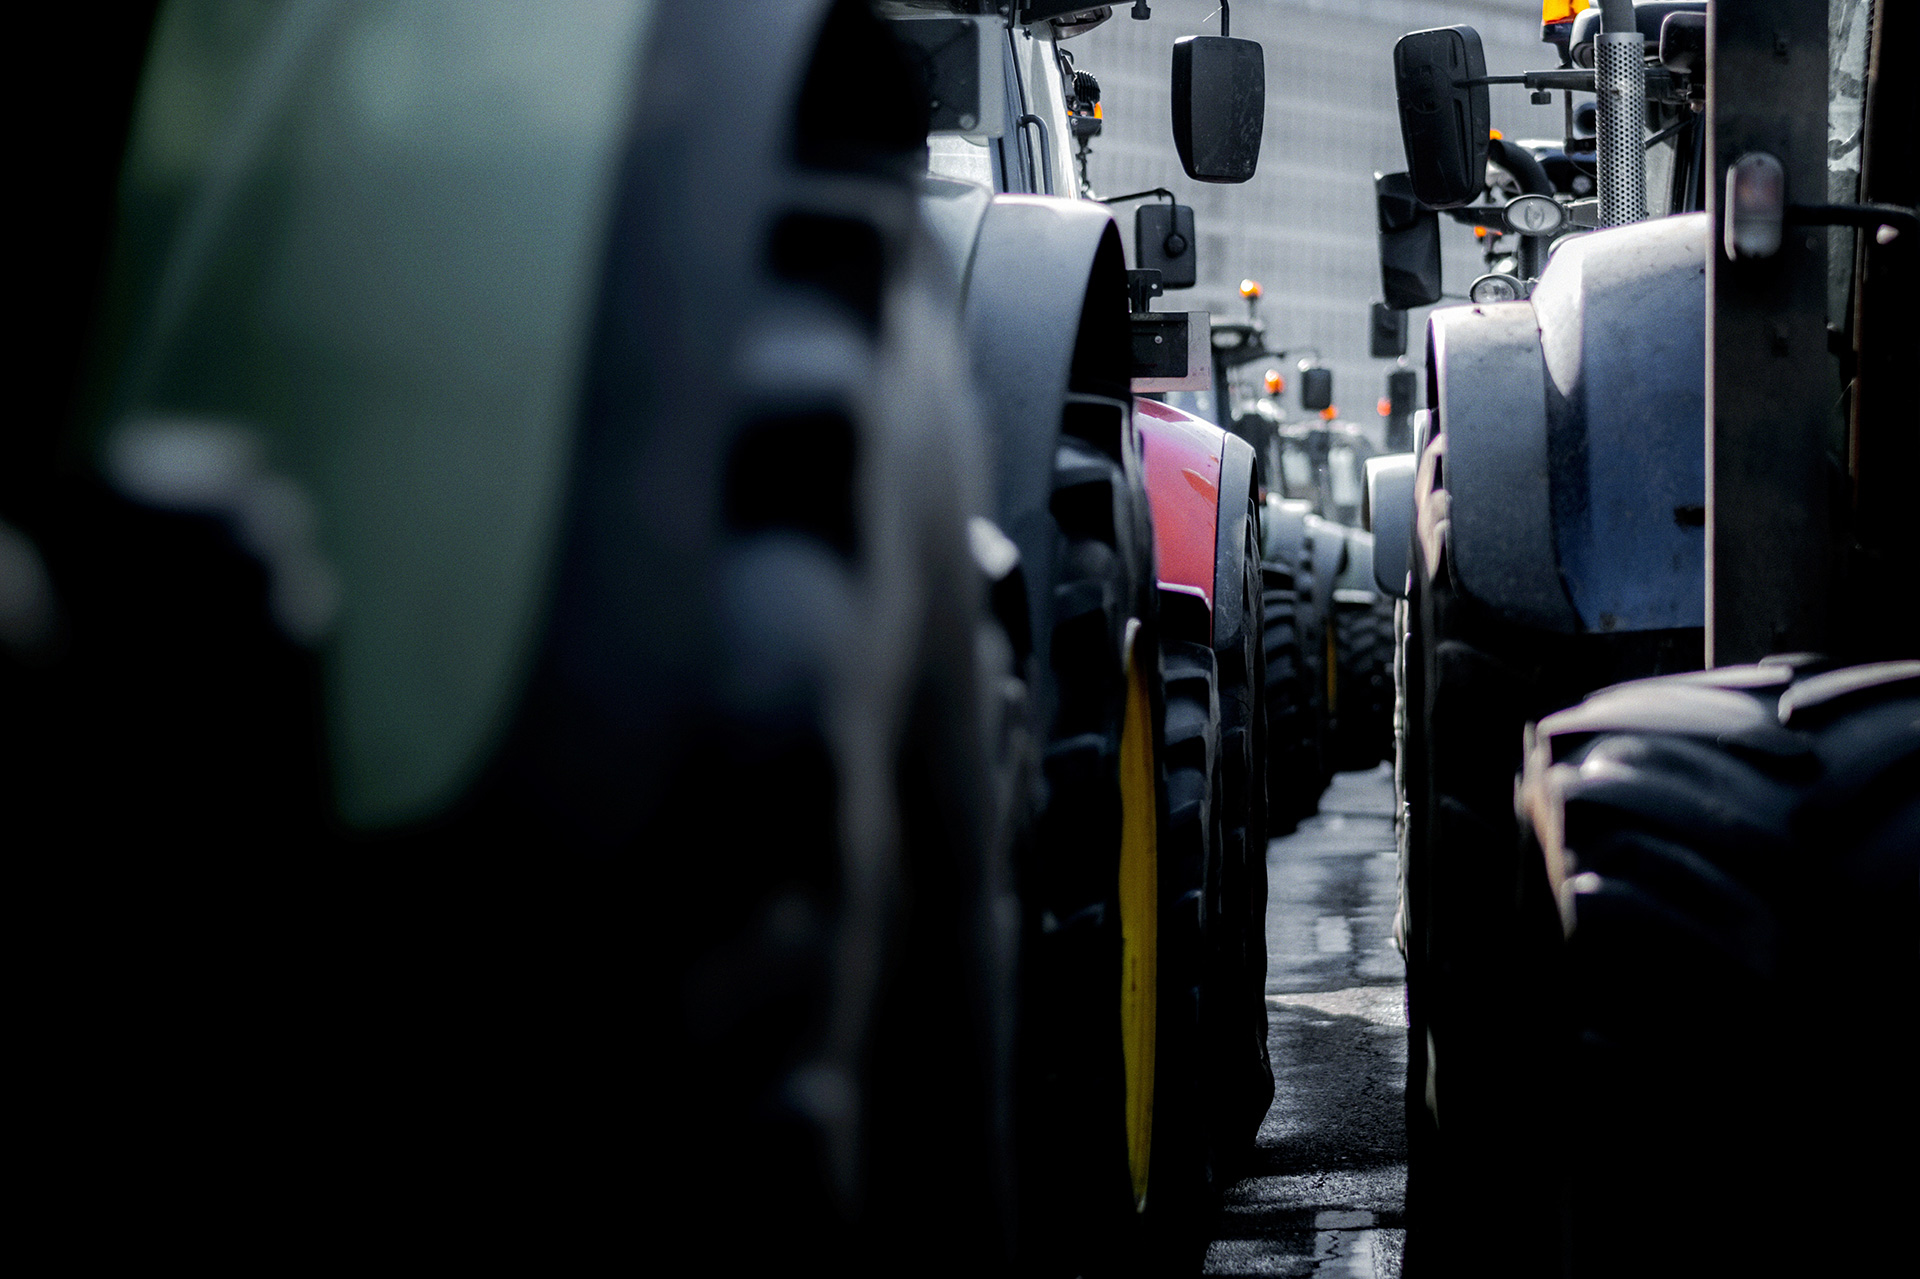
1488,137,1555,197
1596,0,1648,224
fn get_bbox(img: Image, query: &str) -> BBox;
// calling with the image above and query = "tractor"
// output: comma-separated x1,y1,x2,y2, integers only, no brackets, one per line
1512,0,1918,1273
1363,0,1719,1268
1365,0,1915,1272
888,3,1277,1267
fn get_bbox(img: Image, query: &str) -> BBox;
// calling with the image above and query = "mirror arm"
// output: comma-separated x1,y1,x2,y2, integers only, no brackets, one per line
1102,187,1178,207
1441,206,1509,231
1219,1,1229,38
1456,69,1594,91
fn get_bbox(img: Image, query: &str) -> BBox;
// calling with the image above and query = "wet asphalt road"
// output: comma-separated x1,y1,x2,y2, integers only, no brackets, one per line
1205,765,1408,1278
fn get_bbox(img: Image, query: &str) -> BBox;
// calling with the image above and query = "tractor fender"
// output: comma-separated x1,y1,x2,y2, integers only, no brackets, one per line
958,193,1132,680
1303,513,1350,611
1137,397,1226,639
1212,432,1258,658
1427,300,1581,632
1333,528,1377,600
1530,213,1706,633
1363,452,1417,598
1428,215,1706,634
1261,495,1311,568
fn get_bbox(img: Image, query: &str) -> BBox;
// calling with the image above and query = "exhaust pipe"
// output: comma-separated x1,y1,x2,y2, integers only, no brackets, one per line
1595,0,1647,225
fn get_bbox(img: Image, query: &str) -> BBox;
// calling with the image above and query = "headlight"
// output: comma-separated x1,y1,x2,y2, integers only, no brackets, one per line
1505,193,1567,237
1468,273,1527,303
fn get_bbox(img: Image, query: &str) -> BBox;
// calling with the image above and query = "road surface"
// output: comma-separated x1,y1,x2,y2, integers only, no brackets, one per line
1205,765,1407,1278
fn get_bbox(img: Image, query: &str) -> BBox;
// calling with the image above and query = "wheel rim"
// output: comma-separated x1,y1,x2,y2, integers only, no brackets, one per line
1117,618,1159,1213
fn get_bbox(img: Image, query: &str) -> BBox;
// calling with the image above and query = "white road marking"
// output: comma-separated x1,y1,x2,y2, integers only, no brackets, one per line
1267,985,1406,1029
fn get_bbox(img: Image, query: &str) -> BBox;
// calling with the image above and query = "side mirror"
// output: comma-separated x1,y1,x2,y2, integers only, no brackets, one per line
1369,302,1408,358
1384,367,1417,451
1376,172,1442,310
1135,203,1198,289
1392,25,1489,209
1171,35,1265,183
1300,366,1333,412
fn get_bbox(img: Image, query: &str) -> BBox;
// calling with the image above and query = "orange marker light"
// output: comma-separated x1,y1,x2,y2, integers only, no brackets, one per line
1541,0,1590,23
1490,128,1504,141
1264,369,1285,396
1094,102,1103,119
1474,225,1490,239
1320,406,1338,421
1239,279,1262,300
1378,398,1393,417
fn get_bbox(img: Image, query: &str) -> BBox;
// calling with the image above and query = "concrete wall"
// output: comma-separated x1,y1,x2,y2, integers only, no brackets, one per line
1065,0,1564,441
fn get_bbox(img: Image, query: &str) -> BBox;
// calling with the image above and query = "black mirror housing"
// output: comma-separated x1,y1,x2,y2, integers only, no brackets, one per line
1171,35,1265,184
1376,171,1442,310
1387,368,1417,415
1370,302,1409,358
1301,366,1333,412
1393,25,1490,209
1135,203,1197,288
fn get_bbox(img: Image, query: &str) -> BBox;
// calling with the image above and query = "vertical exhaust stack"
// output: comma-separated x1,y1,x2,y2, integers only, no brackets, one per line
1595,0,1647,225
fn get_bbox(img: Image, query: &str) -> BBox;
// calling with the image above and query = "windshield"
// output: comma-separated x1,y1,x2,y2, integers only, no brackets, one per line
1278,442,1313,499
928,133,995,186
1328,445,1362,512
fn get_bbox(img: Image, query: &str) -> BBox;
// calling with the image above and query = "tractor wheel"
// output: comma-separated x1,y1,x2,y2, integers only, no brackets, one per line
1260,563,1315,835
1211,510,1274,1166
1331,594,1395,771
1521,658,1919,1279
1019,431,1165,1274
1401,546,1698,1276
1130,620,1224,1273
1293,549,1335,801
1402,562,1564,1277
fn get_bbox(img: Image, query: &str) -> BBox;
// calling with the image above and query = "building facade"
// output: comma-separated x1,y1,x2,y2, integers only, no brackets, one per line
1069,0,1564,441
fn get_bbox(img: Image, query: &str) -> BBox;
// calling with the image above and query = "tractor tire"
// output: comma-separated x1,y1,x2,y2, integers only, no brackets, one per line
14,2,1028,1269
1400,549,1701,1277
1293,549,1335,801
1132,623,1224,1274
1261,563,1316,835
1521,658,1919,1278
1018,431,1166,1275
1213,511,1274,1165
1331,594,1394,772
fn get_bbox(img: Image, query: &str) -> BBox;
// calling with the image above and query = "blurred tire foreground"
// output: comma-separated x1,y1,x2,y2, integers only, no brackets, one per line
10,1,1016,1267
8,2,1285,1272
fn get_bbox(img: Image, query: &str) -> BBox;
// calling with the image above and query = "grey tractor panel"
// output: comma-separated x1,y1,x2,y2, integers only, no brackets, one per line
1334,528,1376,598
919,177,995,298
1429,301,1583,632
1263,495,1310,568
1303,513,1351,610
1531,213,1706,633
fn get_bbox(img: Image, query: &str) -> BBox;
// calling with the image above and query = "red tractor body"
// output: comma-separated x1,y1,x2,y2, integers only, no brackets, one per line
1137,397,1226,633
